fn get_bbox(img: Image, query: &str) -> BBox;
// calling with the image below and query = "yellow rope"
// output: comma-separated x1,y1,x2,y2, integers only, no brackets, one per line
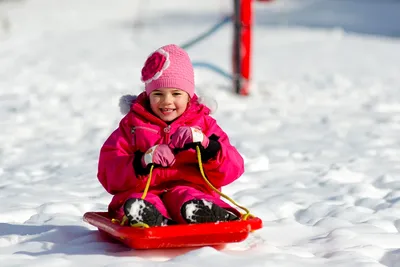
126,165,155,228
195,146,253,220
129,221,150,228
112,147,254,227
112,165,154,228
141,164,154,200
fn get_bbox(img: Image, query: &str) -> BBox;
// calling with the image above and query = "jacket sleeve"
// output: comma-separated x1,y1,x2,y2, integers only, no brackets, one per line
97,117,143,195
201,117,245,188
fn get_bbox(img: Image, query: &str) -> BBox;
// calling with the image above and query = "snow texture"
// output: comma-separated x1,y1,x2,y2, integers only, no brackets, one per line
0,0,400,266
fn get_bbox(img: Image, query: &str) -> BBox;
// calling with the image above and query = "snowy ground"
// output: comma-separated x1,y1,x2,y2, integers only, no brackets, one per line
1,0,400,266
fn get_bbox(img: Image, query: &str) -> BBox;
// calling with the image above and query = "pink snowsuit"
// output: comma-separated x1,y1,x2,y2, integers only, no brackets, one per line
97,92,244,223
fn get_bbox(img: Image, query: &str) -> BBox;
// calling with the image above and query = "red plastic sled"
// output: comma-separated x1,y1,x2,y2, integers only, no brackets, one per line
83,211,262,249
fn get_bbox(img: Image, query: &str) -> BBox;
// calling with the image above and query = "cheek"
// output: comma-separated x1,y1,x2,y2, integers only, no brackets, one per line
149,99,160,113
176,101,188,110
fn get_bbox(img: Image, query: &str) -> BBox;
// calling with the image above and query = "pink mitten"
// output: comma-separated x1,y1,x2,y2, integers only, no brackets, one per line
142,144,176,167
170,126,210,149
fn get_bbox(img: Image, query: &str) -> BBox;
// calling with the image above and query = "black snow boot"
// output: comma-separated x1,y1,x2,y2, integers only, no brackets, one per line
181,199,239,224
123,198,165,227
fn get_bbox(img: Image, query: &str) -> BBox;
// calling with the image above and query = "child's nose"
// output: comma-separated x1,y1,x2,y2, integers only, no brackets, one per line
163,94,173,103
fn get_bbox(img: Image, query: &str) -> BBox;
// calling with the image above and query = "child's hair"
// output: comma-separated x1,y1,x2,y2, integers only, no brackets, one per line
141,44,195,98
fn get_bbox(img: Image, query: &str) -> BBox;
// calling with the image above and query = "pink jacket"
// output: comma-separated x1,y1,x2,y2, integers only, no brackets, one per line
97,92,244,214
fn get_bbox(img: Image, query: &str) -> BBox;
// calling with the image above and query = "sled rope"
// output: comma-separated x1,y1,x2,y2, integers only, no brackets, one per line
126,164,155,228
195,145,253,220
112,165,155,228
141,164,154,200
113,145,253,227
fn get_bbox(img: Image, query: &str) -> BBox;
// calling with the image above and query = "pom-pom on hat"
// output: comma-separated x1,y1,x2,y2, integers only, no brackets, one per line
141,44,195,98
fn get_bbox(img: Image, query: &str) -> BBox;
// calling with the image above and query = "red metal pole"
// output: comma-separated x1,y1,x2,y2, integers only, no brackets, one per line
240,0,252,95
233,0,252,95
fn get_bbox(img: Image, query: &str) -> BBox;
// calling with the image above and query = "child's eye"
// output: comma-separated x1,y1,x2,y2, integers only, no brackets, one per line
173,93,182,96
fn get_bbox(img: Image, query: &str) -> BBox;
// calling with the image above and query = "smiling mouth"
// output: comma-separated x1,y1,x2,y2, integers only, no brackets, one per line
160,108,176,114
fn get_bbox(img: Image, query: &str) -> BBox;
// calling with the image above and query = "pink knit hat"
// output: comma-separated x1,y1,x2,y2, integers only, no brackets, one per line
141,44,195,98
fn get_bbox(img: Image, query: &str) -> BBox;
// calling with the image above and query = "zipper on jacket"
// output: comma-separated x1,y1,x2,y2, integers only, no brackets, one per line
163,125,171,143
163,125,171,133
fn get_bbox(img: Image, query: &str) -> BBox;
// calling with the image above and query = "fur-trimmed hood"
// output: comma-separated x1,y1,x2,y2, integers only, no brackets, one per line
118,93,217,115
118,94,138,115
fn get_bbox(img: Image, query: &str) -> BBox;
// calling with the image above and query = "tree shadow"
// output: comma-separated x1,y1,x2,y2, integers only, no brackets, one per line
254,0,400,38
118,11,226,30
116,1,400,39
380,249,400,267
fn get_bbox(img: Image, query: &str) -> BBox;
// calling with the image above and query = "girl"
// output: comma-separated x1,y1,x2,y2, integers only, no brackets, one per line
98,44,244,226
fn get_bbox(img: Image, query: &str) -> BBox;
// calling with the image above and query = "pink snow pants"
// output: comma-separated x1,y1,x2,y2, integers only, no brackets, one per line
122,185,239,224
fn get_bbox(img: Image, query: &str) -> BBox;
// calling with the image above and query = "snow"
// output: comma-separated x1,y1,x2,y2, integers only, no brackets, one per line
1,0,400,266
125,199,145,223
183,200,215,223
184,202,199,223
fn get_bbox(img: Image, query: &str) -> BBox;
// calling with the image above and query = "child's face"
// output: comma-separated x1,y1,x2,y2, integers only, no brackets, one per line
149,88,190,122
